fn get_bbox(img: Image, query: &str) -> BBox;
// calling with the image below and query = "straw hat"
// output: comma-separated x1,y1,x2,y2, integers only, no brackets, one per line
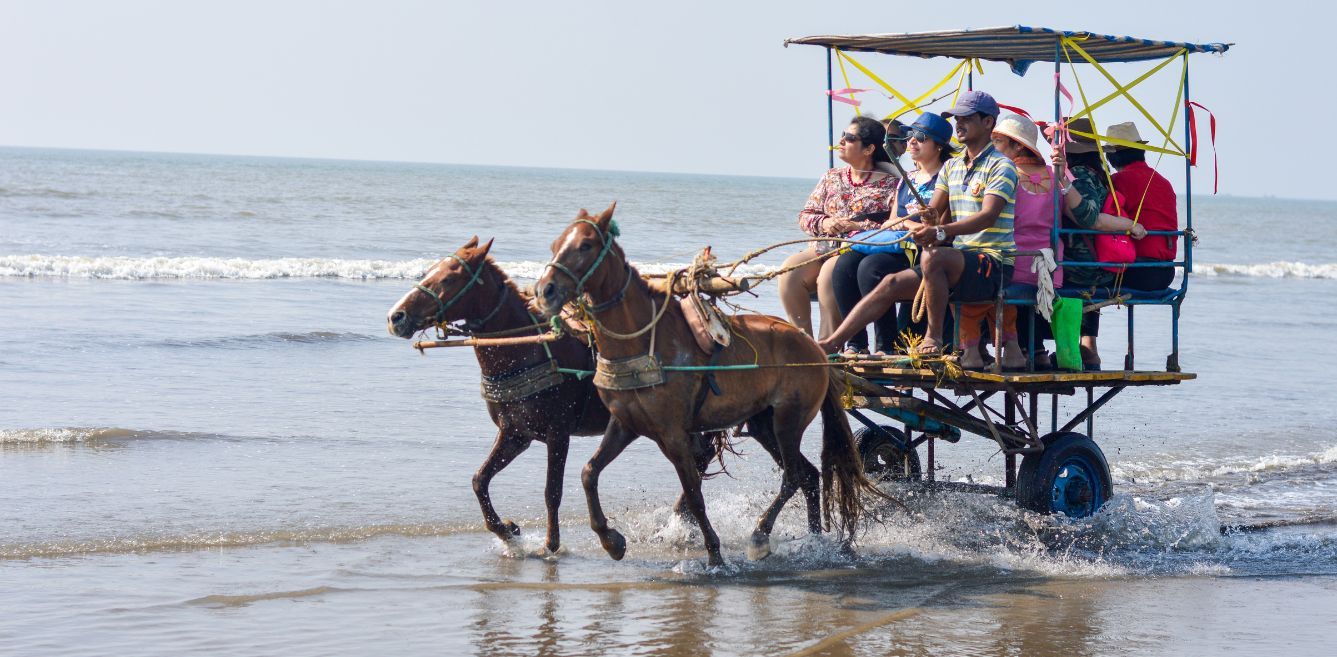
1105,121,1147,149
992,113,1044,158
1064,117,1103,154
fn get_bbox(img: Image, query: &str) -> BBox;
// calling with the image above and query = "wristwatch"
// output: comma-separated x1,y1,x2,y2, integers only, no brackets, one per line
934,226,948,243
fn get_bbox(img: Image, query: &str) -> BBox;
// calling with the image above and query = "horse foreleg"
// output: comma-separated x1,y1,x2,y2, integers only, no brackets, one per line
474,430,531,544
583,418,637,560
660,432,724,567
542,433,570,554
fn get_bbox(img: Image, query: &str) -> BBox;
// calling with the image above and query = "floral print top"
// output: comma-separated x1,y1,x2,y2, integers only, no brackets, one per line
799,168,899,252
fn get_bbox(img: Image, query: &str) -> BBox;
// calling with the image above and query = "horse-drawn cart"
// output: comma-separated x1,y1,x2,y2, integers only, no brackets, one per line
786,26,1227,518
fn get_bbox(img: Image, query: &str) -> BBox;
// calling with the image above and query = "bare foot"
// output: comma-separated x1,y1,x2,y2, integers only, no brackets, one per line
1001,340,1026,369
959,344,984,369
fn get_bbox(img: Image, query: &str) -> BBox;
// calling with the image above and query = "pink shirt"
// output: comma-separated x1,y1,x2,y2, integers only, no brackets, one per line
1011,167,1063,288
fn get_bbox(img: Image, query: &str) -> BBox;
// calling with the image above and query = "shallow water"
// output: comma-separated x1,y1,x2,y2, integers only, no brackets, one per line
2,147,1336,655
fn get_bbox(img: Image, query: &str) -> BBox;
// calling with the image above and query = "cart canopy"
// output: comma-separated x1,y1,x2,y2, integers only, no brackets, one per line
785,26,1230,71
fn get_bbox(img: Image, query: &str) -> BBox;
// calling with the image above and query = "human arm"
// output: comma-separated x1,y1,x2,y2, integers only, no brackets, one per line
1063,169,1106,228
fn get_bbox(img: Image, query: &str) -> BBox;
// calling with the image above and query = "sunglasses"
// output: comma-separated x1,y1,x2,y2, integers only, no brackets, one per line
839,132,863,144
904,129,931,143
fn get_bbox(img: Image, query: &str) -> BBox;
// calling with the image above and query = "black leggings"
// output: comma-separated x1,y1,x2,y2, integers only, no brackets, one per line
1120,258,1176,290
832,250,913,352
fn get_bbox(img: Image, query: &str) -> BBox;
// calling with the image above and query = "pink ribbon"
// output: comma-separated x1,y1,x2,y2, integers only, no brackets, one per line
1187,100,1219,194
826,88,868,107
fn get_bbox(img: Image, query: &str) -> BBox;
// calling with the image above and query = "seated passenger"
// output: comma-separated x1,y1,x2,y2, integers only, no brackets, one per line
1058,119,1149,369
1106,121,1178,291
830,113,956,355
982,113,1068,368
779,116,898,339
816,91,1020,363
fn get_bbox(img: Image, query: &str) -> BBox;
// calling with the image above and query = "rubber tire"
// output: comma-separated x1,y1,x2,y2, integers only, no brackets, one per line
1015,431,1112,518
855,425,922,481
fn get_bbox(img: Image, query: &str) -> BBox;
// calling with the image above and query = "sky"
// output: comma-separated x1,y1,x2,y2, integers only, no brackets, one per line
0,1,1323,199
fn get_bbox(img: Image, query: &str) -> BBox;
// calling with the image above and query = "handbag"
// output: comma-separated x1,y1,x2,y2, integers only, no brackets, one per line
1094,191,1137,273
848,228,908,255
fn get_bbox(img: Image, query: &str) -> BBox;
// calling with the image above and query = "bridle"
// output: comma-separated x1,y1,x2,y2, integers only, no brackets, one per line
542,219,631,313
415,254,508,334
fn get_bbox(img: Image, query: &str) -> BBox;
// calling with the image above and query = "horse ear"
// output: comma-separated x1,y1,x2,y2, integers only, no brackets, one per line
473,237,494,261
462,235,480,251
594,201,617,229
576,208,590,220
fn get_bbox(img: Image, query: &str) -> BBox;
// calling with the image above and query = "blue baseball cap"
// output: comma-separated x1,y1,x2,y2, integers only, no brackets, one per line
940,90,1001,118
897,113,954,146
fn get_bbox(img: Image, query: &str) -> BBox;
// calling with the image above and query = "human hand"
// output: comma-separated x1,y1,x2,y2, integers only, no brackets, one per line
1050,150,1067,169
1129,224,1148,240
910,222,937,247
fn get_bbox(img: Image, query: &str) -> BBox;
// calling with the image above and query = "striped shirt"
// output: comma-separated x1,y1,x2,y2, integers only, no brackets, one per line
934,144,1018,265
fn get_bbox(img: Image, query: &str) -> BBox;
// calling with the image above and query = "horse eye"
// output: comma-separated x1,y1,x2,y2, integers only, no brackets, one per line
579,242,592,252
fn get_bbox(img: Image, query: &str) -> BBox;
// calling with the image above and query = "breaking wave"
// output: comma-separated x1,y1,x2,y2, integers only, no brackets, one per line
0,255,778,281
1196,261,1337,279
0,427,233,446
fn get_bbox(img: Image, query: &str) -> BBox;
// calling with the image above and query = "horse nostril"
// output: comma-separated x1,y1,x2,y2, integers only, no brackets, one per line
542,283,555,299
390,311,405,325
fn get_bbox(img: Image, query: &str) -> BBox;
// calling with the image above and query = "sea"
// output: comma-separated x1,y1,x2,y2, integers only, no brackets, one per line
2,146,1336,656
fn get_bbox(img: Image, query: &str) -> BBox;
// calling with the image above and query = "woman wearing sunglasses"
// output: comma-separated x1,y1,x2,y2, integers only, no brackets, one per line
779,116,899,340
828,113,956,355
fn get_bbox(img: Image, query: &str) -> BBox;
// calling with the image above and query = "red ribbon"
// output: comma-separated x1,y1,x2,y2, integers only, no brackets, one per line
1186,100,1219,194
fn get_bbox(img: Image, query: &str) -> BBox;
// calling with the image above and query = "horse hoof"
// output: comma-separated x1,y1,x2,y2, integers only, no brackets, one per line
545,539,561,554
501,520,521,538
746,532,772,561
603,530,627,560
707,553,726,568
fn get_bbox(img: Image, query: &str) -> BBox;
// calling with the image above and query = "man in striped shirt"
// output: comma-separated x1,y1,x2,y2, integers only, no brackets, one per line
817,90,1018,357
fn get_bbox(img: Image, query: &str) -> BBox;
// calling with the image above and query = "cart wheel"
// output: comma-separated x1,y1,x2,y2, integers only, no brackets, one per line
1015,432,1111,518
855,426,922,481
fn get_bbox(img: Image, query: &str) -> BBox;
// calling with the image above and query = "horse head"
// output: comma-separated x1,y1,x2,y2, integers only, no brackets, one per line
535,202,622,318
386,236,496,339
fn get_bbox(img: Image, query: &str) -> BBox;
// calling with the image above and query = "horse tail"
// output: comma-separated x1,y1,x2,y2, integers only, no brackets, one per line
819,371,902,540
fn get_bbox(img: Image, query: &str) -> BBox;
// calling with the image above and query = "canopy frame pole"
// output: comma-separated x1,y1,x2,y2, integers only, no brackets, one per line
827,47,835,169
1052,39,1062,255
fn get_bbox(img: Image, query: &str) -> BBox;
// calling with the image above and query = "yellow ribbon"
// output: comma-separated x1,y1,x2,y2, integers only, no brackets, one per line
1061,37,1187,155
834,49,861,118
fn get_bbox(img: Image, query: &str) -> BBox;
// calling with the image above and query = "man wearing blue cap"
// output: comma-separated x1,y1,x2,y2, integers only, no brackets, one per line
818,90,1018,357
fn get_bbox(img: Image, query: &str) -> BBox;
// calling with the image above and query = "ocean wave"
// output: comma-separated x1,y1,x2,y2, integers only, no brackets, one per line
1197,261,1337,279
157,330,375,349
1112,444,1337,483
0,255,779,281
0,522,474,559
0,427,234,446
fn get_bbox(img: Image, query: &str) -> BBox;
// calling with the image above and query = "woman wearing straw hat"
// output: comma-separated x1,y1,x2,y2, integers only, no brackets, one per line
1106,121,1178,291
780,116,899,340
1056,118,1149,369
987,113,1071,367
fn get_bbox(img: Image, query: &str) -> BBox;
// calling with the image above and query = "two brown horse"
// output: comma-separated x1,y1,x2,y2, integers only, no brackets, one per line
535,204,883,566
387,237,722,553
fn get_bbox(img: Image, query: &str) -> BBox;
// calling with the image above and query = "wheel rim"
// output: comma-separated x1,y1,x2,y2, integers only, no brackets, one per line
1049,457,1103,518
868,443,908,479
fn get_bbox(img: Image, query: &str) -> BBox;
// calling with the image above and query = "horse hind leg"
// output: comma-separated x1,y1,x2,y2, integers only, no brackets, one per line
474,430,532,546
659,430,725,567
739,408,807,560
672,431,726,522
